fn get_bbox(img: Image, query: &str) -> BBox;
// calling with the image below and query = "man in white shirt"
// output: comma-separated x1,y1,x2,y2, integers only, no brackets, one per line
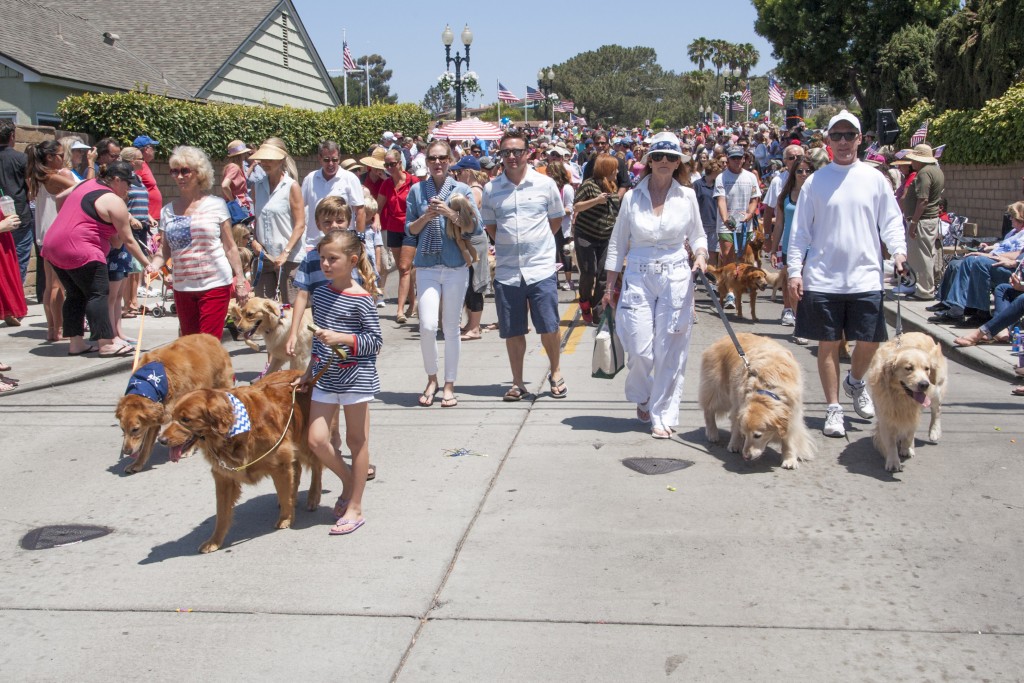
300,141,365,249
482,130,567,402
787,110,908,438
714,146,761,308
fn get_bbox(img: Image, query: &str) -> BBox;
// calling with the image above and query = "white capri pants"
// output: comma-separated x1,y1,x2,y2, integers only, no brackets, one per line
417,265,469,382
615,255,695,431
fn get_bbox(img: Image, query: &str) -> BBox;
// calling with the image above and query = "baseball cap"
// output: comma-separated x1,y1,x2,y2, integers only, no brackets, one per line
826,110,861,133
479,156,497,170
451,156,481,172
70,140,91,150
382,131,396,141
132,135,159,147
726,146,745,158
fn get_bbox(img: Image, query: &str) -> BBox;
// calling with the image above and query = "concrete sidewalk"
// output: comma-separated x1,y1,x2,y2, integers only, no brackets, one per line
3,284,1020,397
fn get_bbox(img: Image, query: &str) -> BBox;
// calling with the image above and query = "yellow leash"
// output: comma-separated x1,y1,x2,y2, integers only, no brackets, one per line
131,274,155,372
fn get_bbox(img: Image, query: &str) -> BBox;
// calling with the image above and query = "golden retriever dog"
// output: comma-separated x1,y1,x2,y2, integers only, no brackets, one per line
867,332,947,473
229,297,312,374
699,333,815,469
447,193,479,267
708,263,770,321
159,370,323,553
115,334,234,474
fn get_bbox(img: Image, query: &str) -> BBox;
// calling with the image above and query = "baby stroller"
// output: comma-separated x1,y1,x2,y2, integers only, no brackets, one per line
147,261,176,318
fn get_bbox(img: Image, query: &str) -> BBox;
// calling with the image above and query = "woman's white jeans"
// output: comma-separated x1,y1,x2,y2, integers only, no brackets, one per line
614,250,695,431
417,265,469,382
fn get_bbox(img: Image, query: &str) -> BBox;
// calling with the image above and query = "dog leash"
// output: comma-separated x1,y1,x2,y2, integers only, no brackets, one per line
696,269,753,375
222,341,347,473
891,263,918,342
131,274,156,371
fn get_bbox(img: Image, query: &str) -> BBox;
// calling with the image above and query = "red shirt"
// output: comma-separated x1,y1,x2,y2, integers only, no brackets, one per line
377,172,418,233
137,161,162,222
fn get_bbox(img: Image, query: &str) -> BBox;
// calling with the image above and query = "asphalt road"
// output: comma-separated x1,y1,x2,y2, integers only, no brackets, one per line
0,286,1021,682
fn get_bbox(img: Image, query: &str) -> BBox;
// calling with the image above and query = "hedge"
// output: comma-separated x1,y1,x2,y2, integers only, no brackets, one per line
56,91,431,158
896,81,1024,165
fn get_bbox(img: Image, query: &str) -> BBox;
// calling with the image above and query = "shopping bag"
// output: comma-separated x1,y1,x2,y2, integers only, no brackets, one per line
591,307,625,379
381,244,397,273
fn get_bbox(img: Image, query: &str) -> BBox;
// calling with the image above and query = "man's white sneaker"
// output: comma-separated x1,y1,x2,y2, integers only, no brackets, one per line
781,309,795,326
791,335,809,345
723,293,736,310
823,405,846,437
844,374,875,419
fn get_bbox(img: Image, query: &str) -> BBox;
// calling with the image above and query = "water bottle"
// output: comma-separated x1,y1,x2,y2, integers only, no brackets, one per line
1013,326,1021,355
0,194,14,220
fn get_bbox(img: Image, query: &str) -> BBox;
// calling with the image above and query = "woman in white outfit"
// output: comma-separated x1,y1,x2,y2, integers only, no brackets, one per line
603,132,708,439
249,141,305,304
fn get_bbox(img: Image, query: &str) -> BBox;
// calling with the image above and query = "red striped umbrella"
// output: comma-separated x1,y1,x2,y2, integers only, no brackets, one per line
430,117,504,141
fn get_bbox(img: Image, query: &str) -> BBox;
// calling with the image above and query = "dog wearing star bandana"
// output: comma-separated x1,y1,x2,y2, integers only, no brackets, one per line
115,334,234,474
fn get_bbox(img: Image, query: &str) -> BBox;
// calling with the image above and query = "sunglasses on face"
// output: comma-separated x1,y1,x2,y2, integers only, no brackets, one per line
426,155,448,163
649,152,676,162
497,148,528,159
829,131,858,142
794,168,812,175
170,167,193,177
785,155,803,160
321,157,340,164
383,162,400,168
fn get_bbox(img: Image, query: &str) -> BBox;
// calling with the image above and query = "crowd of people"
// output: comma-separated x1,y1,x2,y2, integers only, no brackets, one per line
0,105,1020,529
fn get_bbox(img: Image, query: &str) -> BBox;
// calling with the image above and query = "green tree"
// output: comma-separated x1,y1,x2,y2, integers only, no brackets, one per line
687,37,714,71
933,0,1024,110
331,54,397,106
420,83,455,117
548,45,666,125
752,0,958,120
734,43,761,78
877,23,937,112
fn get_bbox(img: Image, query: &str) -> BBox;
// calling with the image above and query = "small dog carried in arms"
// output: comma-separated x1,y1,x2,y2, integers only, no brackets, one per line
867,331,947,473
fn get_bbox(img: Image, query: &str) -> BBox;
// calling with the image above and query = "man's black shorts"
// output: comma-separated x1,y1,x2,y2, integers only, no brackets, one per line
794,290,887,342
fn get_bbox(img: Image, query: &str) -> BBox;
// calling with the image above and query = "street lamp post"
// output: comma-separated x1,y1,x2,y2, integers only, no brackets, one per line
725,67,742,124
698,104,704,125
537,68,555,123
442,24,473,122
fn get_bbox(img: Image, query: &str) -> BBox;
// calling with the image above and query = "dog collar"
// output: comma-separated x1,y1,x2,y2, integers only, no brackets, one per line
756,389,781,402
225,393,251,437
125,361,169,403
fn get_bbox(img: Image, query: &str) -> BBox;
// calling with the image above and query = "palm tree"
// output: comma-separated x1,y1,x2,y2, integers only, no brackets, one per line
681,70,711,105
687,37,713,72
709,39,729,91
735,43,761,78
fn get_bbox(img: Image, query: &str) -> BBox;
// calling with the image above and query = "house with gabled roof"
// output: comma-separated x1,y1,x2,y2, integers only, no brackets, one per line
0,0,340,125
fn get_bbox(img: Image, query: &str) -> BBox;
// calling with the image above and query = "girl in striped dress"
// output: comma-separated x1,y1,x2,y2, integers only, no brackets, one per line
294,230,382,536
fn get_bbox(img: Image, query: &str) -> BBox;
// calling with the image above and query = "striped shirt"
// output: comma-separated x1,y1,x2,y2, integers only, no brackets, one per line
481,168,564,286
126,181,151,226
310,287,382,395
159,196,232,292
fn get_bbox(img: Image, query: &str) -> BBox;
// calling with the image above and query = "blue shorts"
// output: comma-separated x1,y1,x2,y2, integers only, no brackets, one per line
794,290,887,343
494,274,560,338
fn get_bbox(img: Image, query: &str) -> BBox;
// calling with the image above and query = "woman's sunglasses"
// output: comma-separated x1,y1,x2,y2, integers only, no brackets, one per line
649,152,677,163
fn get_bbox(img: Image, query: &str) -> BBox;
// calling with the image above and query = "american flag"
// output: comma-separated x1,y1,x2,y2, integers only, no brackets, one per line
554,100,574,113
730,100,745,111
525,86,545,101
768,76,785,106
342,42,358,72
933,144,946,159
910,121,928,146
864,141,880,156
895,149,908,159
497,82,519,103
741,83,751,105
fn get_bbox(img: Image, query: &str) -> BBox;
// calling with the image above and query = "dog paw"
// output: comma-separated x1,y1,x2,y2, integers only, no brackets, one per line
781,458,799,469
199,541,221,554
705,428,720,443
123,460,142,474
928,428,941,442
885,458,903,473
727,441,742,454
275,517,293,530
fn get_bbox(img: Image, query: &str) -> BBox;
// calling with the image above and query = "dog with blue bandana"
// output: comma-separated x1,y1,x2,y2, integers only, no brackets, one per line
115,334,234,473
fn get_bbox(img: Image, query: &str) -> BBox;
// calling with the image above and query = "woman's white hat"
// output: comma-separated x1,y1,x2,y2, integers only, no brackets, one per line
640,132,690,165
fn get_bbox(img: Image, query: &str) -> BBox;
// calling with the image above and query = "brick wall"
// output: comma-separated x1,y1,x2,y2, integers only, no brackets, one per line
940,163,1024,233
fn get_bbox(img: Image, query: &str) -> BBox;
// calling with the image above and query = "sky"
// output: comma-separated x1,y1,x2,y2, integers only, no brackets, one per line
291,0,777,107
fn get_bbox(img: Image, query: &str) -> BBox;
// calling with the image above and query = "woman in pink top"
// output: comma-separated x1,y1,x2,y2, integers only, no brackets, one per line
42,162,151,357
220,139,252,211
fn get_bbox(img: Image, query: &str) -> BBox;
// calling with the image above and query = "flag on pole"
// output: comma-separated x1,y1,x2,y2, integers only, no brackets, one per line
741,83,751,105
864,141,880,156
894,149,909,159
768,76,785,106
497,82,519,103
933,144,946,159
554,100,574,112
525,86,545,101
711,112,723,123
729,100,745,111
910,121,929,146
342,42,357,72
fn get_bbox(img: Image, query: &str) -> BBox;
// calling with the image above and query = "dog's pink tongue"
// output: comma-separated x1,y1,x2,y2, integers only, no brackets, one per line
913,391,931,407
169,445,183,463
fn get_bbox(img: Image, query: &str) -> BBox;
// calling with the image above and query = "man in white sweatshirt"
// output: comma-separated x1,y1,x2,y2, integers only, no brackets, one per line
786,111,908,438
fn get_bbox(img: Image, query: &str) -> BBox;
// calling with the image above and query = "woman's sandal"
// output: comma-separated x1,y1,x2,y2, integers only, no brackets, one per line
0,362,10,372
953,331,994,347
418,386,439,407
636,403,651,424
1012,386,1024,397
441,395,458,408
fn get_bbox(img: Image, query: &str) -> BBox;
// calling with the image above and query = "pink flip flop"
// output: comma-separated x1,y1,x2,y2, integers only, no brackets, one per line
329,518,365,536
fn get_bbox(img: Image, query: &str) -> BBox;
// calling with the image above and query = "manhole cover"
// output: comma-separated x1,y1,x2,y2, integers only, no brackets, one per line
20,525,112,550
622,458,695,475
